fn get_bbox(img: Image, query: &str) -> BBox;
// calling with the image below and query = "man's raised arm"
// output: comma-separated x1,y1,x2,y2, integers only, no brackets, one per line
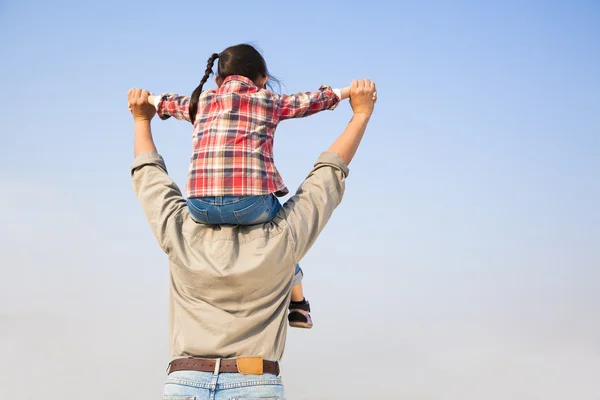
128,88,158,157
327,79,376,165
281,79,377,263
128,88,187,253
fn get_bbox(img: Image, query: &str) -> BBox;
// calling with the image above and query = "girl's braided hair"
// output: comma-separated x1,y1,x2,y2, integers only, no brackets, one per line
189,44,280,124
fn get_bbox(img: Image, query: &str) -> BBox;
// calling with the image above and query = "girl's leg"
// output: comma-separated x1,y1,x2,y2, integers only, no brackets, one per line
288,265,313,329
291,281,305,302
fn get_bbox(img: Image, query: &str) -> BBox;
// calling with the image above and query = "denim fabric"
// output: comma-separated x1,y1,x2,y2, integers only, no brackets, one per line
187,195,280,225
163,370,284,400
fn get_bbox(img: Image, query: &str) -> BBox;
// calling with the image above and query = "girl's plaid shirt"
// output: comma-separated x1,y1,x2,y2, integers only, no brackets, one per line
157,75,340,198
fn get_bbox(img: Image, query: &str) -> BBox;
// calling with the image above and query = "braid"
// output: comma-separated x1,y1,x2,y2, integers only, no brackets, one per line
189,53,220,124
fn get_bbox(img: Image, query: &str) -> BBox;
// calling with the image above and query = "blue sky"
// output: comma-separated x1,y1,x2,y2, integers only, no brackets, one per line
1,1,599,399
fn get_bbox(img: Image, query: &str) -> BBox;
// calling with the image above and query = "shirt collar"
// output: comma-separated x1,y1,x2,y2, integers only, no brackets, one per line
222,75,257,87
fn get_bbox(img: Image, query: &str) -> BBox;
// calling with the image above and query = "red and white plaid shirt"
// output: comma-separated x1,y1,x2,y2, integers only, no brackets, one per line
157,75,340,198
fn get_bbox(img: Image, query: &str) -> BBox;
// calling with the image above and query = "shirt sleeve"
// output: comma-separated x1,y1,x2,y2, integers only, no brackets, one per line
156,93,192,122
279,152,349,264
131,152,188,253
273,85,341,121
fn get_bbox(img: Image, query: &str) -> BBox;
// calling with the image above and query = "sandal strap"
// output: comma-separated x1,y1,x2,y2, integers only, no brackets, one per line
289,300,310,312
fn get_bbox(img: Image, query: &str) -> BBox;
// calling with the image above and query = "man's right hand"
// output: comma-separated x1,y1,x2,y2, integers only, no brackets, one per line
349,79,377,118
327,79,377,165
128,88,156,122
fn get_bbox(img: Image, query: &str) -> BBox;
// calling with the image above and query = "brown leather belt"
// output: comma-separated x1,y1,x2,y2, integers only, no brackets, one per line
168,357,280,376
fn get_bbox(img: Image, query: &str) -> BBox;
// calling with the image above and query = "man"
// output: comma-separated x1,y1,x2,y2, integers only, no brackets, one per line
129,79,377,399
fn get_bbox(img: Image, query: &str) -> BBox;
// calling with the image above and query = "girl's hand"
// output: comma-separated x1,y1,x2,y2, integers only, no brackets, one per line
340,85,376,102
340,87,351,100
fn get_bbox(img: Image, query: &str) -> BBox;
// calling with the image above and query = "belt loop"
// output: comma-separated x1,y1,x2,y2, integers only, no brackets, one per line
165,360,172,374
213,358,221,376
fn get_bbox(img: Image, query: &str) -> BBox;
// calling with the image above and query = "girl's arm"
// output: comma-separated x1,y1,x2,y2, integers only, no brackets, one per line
148,94,159,107
339,86,376,101
273,85,344,121
148,93,193,122
338,87,351,100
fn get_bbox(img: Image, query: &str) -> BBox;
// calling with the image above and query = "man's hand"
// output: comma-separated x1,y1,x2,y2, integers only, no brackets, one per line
328,79,377,165
128,88,158,156
128,88,156,122
349,79,377,118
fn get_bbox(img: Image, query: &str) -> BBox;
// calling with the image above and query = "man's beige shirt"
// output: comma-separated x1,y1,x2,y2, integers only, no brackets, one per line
131,151,348,361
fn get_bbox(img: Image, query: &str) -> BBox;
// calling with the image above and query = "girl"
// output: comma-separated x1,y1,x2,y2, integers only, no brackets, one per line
148,43,350,329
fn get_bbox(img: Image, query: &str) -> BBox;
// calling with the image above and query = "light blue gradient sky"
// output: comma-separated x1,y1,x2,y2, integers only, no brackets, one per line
1,1,599,399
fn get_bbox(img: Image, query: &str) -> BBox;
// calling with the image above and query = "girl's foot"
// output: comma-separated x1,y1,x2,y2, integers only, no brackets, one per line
288,298,313,329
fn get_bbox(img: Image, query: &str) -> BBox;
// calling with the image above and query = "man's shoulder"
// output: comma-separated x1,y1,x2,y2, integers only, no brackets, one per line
180,219,289,245
167,218,292,268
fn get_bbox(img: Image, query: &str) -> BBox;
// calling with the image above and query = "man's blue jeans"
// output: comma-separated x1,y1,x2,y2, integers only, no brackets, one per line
163,370,284,400
187,195,302,281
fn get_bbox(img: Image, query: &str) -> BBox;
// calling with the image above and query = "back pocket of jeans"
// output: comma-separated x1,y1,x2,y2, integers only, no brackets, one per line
187,201,210,224
232,198,270,225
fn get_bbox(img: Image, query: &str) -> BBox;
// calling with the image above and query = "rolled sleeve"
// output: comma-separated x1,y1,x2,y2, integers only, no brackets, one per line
130,152,168,176
131,152,187,253
280,152,349,264
311,151,349,177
